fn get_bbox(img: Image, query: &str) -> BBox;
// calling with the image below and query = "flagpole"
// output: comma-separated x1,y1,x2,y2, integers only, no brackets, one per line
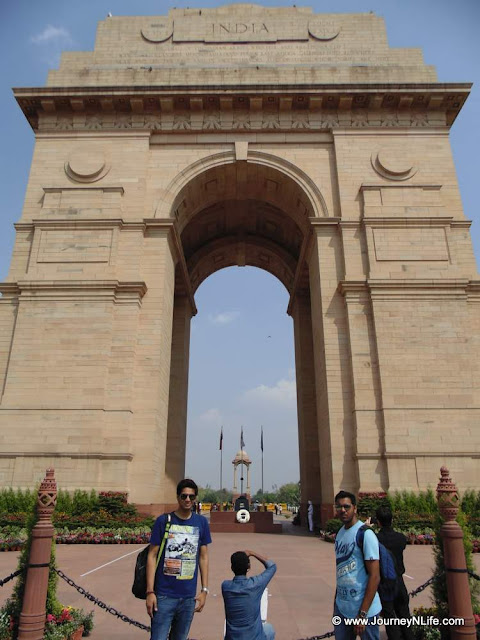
219,426,223,492
240,426,244,496
261,426,264,500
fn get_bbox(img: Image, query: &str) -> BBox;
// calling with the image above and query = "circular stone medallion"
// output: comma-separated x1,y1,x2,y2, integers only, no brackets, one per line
65,148,110,183
141,21,173,43
308,19,340,41
371,148,417,181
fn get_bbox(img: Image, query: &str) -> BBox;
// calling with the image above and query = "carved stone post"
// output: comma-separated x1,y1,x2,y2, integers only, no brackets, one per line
436,466,476,640
18,468,57,640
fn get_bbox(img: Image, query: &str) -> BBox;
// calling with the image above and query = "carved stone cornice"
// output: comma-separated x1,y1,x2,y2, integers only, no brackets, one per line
356,451,480,460
0,451,134,461
368,279,469,301
362,216,454,228
467,281,480,303
14,83,471,132
339,278,474,301
0,280,147,305
338,281,369,302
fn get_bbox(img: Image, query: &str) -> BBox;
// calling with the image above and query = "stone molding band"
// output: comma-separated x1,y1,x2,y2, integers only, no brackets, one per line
339,279,480,301
0,452,133,461
14,84,471,131
0,280,147,305
356,452,480,459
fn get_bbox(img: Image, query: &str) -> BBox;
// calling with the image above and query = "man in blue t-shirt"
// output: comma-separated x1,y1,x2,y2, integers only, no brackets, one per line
333,490,381,640
222,549,276,640
146,478,212,640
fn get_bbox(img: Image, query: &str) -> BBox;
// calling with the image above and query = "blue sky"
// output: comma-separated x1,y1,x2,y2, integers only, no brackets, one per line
1,0,479,494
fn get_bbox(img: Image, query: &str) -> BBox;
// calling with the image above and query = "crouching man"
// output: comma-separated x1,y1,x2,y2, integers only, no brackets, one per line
222,549,276,640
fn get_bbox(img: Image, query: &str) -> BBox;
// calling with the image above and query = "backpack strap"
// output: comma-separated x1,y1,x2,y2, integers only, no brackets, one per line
355,524,369,559
155,512,172,572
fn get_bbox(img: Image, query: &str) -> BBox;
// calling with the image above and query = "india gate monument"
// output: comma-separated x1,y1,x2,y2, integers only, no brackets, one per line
0,5,478,522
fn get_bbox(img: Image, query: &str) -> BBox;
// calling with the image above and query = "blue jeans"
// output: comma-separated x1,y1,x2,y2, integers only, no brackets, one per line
333,604,379,640
151,595,195,640
224,621,275,640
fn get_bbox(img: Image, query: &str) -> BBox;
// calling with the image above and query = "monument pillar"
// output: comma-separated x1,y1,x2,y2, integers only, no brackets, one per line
290,291,322,524
164,293,194,506
129,224,178,506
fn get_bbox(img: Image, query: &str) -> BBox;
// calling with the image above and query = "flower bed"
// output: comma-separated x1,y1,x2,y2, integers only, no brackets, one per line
0,608,92,640
55,527,151,545
0,526,151,550
4,526,475,551
411,608,480,640
44,607,92,640
318,529,448,546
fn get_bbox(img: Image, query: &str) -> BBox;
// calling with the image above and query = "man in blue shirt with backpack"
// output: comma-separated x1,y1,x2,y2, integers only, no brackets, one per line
333,490,381,640
146,478,212,640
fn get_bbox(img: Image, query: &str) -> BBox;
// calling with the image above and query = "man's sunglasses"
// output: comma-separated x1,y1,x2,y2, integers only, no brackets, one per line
335,504,353,511
179,493,196,501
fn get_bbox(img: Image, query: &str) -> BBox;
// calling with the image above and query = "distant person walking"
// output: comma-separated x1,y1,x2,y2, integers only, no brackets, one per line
307,500,314,532
333,490,381,640
375,506,414,640
222,549,276,640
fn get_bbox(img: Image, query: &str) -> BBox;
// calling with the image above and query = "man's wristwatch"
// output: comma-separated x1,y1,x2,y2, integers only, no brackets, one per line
358,610,368,619
201,587,210,594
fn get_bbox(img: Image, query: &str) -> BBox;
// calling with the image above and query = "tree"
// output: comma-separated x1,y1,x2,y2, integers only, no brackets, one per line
197,486,233,504
252,489,277,503
276,482,300,506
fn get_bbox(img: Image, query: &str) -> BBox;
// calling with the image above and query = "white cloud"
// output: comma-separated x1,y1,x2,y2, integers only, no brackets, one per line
242,378,297,409
199,408,223,425
31,25,73,45
208,311,239,326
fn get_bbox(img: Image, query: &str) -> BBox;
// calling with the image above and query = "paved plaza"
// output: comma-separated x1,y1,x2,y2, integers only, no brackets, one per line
2,521,477,640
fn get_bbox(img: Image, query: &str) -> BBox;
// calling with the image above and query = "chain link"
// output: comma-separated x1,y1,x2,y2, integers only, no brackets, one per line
408,576,434,597
54,569,151,632
0,568,22,587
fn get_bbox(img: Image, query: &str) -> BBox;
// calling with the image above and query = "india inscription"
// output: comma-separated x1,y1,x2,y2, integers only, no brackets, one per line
141,12,339,45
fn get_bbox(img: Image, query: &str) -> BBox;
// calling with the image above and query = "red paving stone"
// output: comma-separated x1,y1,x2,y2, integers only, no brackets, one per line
1,521,479,640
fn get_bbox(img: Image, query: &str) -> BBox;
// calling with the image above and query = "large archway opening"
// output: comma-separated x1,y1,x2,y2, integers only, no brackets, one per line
184,266,299,495
164,156,329,516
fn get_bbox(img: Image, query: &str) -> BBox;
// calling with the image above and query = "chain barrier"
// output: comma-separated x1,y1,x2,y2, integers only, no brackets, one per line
300,631,336,640
54,569,151,633
51,566,476,640
0,568,22,587
302,574,436,640
408,576,434,597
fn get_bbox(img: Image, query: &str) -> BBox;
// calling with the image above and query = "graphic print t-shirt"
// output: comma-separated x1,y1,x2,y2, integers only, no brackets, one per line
150,512,212,598
334,520,382,619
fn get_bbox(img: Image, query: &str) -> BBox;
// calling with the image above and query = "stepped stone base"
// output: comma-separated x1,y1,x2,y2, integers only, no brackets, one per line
209,511,282,534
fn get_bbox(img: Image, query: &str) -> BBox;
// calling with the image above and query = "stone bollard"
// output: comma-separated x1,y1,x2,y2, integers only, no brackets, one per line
436,466,476,640
18,468,57,640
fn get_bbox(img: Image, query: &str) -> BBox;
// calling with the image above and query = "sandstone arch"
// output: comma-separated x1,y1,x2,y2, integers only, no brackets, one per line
155,150,329,228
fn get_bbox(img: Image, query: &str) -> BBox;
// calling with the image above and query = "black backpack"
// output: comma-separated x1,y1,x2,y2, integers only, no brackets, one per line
356,524,399,603
132,513,172,599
